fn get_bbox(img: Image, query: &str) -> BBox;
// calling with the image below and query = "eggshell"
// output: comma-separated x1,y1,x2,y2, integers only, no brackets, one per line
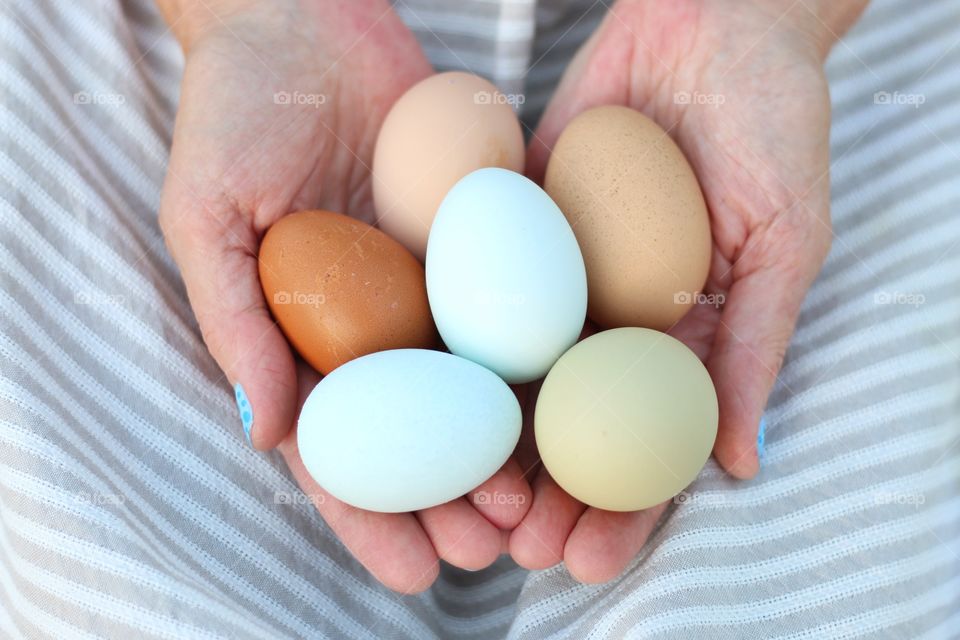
373,71,525,261
535,328,718,511
298,349,522,513
426,168,587,384
259,210,436,375
544,105,712,330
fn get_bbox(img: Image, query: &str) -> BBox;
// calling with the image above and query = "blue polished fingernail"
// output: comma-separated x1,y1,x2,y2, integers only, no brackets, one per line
757,416,767,461
235,383,253,445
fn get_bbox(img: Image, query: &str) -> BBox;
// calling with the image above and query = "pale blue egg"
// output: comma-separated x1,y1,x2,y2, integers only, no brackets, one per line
297,349,521,513
425,168,587,383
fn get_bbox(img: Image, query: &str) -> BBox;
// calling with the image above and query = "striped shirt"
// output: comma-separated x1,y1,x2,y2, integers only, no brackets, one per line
0,0,958,637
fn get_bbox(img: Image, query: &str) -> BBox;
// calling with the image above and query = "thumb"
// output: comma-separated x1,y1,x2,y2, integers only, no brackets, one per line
707,250,823,479
160,194,297,451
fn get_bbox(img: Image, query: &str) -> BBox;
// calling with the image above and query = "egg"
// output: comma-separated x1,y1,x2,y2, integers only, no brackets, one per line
544,105,712,331
373,71,525,261
426,168,587,384
259,210,436,375
535,328,718,511
298,349,522,512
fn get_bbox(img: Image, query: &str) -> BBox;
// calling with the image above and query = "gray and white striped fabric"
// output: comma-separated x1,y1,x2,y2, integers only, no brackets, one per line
1,0,958,638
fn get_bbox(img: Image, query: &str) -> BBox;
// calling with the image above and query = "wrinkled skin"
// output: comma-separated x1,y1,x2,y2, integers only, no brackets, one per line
158,0,860,592
511,0,841,582
159,0,531,593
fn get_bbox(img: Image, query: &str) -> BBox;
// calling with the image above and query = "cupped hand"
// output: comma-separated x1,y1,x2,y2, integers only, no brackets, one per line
157,0,530,592
512,0,866,582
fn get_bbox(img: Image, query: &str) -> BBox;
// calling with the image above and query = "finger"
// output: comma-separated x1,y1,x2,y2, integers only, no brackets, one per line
564,502,667,584
466,457,532,529
317,495,440,593
508,470,586,570
707,256,819,479
500,528,511,554
159,196,297,451
416,499,502,571
278,433,439,593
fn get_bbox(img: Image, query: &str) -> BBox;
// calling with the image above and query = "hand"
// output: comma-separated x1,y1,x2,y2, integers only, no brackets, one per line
157,0,530,592
512,0,867,582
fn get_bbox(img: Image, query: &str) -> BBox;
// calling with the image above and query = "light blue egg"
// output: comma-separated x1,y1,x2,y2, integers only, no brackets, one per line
297,349,521,513
425,168,587,383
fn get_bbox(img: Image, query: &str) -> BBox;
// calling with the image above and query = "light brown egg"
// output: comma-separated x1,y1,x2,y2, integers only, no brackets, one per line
258,210,437,375
373,71,525,261
544,105,712,331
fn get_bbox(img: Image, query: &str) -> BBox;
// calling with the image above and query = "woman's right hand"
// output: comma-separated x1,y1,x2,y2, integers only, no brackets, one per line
157,0,531,592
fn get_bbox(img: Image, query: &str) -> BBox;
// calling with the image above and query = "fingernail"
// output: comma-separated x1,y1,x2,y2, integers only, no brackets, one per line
756,416,767,461
235,383,253,445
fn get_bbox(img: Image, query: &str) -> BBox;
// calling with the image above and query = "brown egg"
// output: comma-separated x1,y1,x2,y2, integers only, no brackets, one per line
258,210,437,375
544,105,712,331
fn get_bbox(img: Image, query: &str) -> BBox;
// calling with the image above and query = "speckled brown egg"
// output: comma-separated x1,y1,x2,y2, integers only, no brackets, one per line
259,210,437,375
544,105,712,330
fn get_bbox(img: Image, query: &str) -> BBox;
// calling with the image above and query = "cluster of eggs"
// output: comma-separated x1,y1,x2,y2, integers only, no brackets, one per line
258,72,718,514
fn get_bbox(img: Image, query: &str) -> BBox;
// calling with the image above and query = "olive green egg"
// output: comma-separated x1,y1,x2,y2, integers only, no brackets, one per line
534,327,718,511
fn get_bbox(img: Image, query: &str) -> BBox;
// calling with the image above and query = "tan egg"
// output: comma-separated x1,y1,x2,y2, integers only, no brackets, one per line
544,105,712,330
373,71,525,261
535,328,718,512
258,210,437,375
